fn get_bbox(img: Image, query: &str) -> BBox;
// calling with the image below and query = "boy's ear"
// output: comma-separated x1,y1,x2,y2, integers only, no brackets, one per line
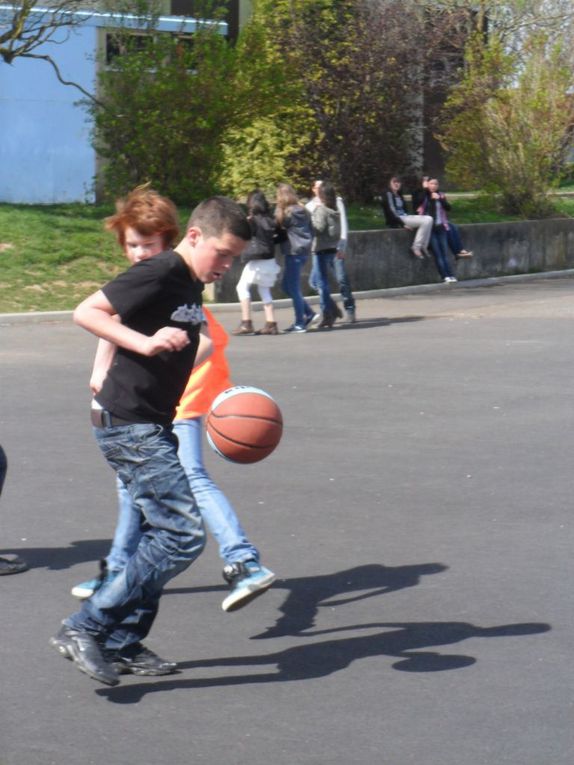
186,226,203,246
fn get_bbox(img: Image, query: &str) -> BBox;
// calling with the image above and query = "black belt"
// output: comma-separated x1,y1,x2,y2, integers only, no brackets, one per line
91,408,135,428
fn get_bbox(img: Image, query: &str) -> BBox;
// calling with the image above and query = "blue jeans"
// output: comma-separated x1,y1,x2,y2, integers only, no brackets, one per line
309,254,355,311
282,250,314,326
106,417,258,572
312,250,338,315
66,423,205,651
447,223,463,256
430,227,455,279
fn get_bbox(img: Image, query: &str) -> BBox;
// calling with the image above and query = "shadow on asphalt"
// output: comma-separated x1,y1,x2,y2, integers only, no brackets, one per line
96,620,550,703
94,562,550,703
0,539,111,570
300,315,428,332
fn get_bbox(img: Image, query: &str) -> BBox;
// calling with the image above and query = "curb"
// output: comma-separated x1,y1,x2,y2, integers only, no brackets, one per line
1,268,573,325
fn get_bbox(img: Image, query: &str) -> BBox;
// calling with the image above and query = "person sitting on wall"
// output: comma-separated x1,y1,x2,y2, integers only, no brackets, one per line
381,176,433,260
413,175,473,260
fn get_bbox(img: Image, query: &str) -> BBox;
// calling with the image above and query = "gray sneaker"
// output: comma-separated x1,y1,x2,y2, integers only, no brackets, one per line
221,560,276,612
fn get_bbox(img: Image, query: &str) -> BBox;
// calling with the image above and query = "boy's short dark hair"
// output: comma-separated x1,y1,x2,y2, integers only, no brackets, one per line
187,196,251,241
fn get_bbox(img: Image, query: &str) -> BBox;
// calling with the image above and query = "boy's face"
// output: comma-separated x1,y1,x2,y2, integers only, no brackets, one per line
123,226,166,264
183,228,247,283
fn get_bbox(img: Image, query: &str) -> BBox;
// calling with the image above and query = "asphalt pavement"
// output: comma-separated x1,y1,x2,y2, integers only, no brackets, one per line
1,274,573,765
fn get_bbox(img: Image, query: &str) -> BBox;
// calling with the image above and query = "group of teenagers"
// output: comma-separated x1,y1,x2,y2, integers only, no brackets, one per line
232,180,356,336
383,174,474,283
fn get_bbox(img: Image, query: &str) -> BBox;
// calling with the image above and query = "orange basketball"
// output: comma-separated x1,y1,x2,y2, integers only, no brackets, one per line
206,386,283,464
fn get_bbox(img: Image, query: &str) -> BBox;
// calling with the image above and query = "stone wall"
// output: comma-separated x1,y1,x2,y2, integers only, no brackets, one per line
208,218,574,302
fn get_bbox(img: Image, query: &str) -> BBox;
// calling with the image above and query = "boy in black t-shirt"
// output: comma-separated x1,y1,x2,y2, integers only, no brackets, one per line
50,197,250,686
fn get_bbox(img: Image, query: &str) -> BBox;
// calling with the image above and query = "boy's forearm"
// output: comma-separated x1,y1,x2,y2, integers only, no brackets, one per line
75,303,149,354
90,338,117,394
75,291,191,357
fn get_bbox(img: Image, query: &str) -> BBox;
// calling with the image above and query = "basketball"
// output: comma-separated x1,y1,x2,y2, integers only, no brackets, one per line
206,386,283,464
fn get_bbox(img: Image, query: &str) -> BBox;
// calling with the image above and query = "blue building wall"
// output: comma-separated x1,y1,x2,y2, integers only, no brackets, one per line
0,9,224,204
0,25,98,203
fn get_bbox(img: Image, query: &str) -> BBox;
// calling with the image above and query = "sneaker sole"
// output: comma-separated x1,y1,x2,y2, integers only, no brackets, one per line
70,586,96,599
112,663,178,676
222,572,276,613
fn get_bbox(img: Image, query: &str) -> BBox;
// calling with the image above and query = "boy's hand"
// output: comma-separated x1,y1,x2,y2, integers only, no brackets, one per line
144,327,191,356
90,370,107,395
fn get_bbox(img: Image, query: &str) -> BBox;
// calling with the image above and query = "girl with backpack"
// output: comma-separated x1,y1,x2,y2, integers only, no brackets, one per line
275,183,318,333
310,181,342,329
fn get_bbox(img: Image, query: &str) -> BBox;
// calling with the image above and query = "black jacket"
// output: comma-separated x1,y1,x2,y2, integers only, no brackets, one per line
241,213,277,263
418,191,451,227
381,190,410,228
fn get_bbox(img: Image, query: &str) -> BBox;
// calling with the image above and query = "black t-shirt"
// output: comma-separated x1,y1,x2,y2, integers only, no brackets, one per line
95,250,204,425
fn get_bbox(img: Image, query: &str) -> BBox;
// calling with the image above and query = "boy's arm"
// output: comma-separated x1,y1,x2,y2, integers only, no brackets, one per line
193,325,214,368
336,197,348,257
90,338,117,395
90,321,211,396
74,290,191,356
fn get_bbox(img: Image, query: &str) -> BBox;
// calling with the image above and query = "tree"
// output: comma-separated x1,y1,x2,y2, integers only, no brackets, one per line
88,13,283,203
0,2,167,99
220,0,478,202
436,2,574,216
0,1,100,98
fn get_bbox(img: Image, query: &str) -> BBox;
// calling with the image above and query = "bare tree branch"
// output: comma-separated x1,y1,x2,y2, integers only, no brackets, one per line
17,50,103,103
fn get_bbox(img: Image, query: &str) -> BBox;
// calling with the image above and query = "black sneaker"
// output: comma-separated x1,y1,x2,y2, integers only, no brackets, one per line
0,555,28,575
50,625,119,686
105,644,178,676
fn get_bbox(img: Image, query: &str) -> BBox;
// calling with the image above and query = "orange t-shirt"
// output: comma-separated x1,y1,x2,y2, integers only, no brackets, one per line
174,307,232,420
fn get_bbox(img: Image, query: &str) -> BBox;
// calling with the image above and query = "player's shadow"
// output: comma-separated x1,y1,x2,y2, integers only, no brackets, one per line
167,562,449,638
96,619,550,704
0,539,111,570
95,563,551,703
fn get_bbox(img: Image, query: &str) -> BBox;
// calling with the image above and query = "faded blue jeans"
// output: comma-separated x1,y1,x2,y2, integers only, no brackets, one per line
65,422,205,651
281,249,314,327
309,254,356,312
312,249,339,316
430,227,456,280
106,417,258,572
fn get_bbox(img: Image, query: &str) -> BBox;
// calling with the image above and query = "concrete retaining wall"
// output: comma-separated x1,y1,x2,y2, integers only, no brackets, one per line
208,218,574,302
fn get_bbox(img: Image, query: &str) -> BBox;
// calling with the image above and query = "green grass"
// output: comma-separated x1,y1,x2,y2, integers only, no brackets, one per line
0,203,189,313
1,195,573,313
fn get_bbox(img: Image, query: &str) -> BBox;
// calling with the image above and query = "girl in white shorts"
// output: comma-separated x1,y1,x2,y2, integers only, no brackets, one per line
233,190,280,336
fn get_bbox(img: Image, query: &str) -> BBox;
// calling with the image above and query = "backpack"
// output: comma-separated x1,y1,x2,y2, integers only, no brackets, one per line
286,206,313,254
326,208,341,240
